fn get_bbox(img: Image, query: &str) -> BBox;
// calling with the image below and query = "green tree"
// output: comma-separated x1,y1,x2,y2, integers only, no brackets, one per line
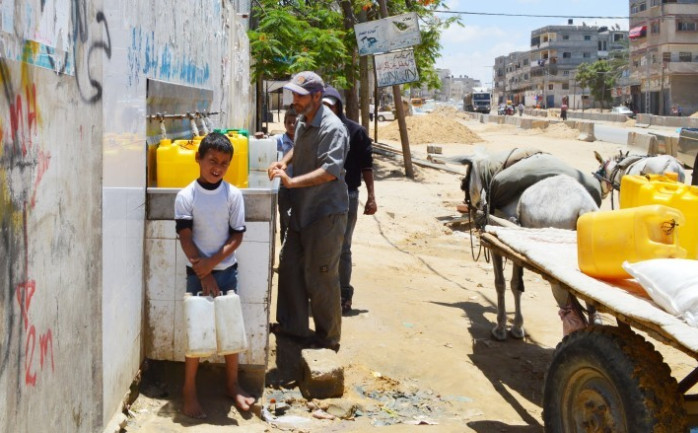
248,1,350,85
248,0,460,103
576,60,615,108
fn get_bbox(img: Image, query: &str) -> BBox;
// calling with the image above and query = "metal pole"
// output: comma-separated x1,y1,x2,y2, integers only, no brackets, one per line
373,57,379,143
377,0,413,178
645,51,651,114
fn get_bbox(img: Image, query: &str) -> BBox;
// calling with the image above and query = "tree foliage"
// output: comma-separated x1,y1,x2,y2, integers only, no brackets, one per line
248,1,349,86
576,60,615,108
248,0,460,91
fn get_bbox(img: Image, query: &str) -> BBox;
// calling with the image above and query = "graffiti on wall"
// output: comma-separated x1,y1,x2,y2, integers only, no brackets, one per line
0,49,54,389
1,0,110,391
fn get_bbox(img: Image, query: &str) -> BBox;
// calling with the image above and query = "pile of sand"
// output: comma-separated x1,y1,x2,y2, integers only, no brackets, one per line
376,112,482,145
543,122,581,139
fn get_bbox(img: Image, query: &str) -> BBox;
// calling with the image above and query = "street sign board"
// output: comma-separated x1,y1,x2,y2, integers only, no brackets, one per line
354,12,421,56
375,49,419,88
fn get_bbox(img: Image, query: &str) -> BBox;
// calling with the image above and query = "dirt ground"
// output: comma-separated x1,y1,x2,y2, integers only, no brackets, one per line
124,114,697,433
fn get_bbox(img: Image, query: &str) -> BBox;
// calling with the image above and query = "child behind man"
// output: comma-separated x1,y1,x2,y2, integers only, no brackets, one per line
174,132,255,418
275,106,297,245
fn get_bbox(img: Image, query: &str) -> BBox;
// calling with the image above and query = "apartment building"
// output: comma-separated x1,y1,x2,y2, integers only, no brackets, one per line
494,51,531,105
494,22,628,108
628,0,698,115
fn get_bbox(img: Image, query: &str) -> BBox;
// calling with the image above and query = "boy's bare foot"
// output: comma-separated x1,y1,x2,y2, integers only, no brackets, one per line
227,384,256,411
182,388,207,419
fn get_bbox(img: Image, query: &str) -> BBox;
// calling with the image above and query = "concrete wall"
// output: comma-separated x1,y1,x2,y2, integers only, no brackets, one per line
0,1,105,431
636,113,698,128
0,1,252,432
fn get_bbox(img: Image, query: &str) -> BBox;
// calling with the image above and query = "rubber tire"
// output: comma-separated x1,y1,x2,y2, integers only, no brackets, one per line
543,325,686,433
378,115,385,121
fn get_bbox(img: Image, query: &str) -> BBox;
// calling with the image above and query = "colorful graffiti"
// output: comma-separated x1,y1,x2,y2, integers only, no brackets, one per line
0,46,54,388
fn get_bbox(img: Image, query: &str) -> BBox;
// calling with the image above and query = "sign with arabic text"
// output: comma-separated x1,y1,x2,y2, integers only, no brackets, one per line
354,12,421,56
375,49,419,87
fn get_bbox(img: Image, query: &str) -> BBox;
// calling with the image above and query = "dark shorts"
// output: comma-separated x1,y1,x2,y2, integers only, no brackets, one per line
185,263,238,295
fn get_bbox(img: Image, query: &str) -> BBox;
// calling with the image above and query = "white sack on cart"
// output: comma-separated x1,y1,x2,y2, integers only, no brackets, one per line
623,259,698,327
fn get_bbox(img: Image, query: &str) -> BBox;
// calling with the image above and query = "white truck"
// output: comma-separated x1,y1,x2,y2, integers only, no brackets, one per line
463,88,492,113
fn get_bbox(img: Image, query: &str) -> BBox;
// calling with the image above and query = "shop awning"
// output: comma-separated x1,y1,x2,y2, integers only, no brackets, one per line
629,26,647,39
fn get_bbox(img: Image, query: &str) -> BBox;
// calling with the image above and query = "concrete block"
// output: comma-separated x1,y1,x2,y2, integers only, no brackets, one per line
576,122,596,142
299,349,344,399
426,145,442,154
627,132,658,155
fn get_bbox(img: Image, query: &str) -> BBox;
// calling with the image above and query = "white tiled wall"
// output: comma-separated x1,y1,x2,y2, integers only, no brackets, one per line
144,219,272,367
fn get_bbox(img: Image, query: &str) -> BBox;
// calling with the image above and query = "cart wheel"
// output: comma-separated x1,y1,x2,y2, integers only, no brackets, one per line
543,325,686,433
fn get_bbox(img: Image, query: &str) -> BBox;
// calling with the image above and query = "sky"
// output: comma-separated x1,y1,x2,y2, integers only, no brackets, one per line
434,0,630,88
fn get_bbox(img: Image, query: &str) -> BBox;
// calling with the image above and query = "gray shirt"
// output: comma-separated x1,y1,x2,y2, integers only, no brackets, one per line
290,104,349,230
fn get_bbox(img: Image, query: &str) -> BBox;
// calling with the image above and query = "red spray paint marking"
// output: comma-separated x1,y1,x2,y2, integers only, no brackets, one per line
15,280,54,386
24,83,38,152
39,330,54,372
30,149,51,208
9,93,23,155
15,280,35,331
24,326,37,386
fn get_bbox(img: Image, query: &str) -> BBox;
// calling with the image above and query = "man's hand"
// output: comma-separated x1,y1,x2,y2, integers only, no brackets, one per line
271,168,294,188
199,274,220,297
267,161,287,180
364,195,378,215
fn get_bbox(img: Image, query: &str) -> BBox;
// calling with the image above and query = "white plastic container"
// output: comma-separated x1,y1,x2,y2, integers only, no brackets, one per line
183,293,217,357
214,291,248,355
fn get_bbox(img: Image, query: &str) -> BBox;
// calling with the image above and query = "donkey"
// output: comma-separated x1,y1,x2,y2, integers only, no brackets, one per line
457,148,601,340
593,150,686,205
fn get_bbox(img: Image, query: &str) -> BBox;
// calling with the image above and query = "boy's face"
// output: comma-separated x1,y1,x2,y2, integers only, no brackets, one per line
196,149,231,184
284,115,297,138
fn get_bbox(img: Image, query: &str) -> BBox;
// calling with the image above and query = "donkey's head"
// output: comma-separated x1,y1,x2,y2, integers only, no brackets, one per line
592,150,627,198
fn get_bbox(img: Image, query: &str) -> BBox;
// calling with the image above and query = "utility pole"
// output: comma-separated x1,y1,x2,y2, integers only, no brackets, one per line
377,0,414,178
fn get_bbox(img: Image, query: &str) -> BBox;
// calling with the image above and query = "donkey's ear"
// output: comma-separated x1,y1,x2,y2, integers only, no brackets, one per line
594,151,604,164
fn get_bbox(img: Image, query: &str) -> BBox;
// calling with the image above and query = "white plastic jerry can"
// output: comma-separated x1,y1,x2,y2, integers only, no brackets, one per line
214,291,248,355
183,293,217,357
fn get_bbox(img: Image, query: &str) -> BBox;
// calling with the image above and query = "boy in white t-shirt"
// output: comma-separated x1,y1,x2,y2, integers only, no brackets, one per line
174,132,255,418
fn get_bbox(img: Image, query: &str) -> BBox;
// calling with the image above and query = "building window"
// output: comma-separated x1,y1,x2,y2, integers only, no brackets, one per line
562,83,570,90
583,52,591,58
631,4,638,14
651,22,660,34
548,84,554,91
663,52,671,62
563,52,571,59
562,34,569,40
584,35,591,41
651,0,660,6
679,52,692,62
678,21,697,32
639,2,647,11
563,70,570,76
523,59,529,65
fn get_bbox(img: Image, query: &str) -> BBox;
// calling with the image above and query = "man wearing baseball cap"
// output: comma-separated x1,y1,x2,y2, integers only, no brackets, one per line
268,71,349,351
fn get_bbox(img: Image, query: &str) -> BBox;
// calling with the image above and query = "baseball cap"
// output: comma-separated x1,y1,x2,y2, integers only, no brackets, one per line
284,71,325,96
322,96,338,106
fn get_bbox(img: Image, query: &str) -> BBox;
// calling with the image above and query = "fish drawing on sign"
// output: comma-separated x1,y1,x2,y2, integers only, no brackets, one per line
393,21,409,31
361,36,378,47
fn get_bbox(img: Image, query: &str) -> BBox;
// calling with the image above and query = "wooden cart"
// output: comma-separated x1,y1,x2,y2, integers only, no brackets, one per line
480,225,698,433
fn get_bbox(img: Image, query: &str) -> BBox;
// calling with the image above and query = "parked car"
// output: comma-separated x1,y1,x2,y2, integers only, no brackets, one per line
376,110,395,121
611,106,636,118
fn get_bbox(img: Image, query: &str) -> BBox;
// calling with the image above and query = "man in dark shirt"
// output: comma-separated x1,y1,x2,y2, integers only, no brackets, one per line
322,86,378,314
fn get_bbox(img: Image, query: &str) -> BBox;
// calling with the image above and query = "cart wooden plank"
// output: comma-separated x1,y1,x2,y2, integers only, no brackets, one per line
480,226,698,359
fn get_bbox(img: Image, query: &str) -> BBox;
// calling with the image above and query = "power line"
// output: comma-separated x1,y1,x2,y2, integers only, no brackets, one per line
434,10,629,20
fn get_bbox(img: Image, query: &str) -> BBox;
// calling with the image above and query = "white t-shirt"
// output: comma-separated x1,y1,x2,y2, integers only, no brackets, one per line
175,180,246,270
